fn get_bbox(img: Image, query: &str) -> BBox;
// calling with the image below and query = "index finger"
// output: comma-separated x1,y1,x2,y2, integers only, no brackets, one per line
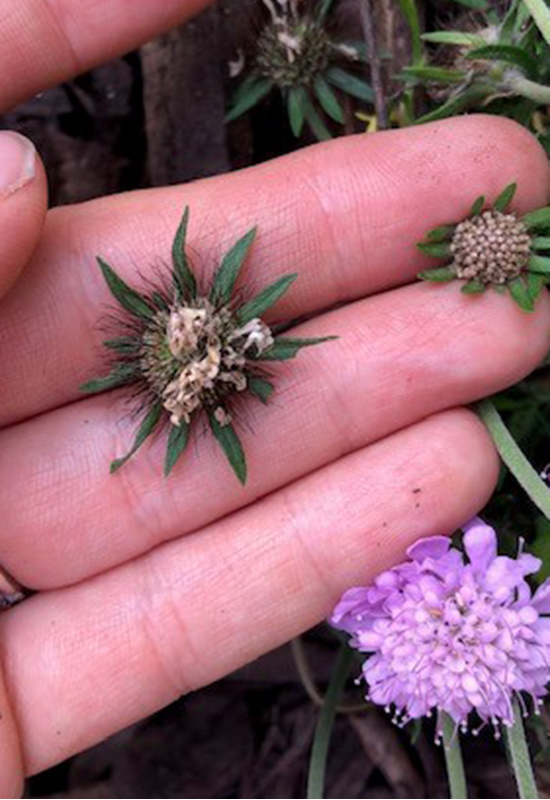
0,0,212,112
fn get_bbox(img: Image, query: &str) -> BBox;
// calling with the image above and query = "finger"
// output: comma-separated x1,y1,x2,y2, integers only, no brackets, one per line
0,409,498,774
0,0,212,112
0,132,47,297
0,281,547,588
0,115,547,425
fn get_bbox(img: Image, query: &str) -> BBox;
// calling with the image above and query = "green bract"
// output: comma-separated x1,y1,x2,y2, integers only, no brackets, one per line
417,182,550,312
226,0,373,141
80,208,335,483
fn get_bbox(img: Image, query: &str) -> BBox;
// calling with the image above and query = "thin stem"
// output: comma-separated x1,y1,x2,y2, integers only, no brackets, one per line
440,713,467,799
505,71,550,104
306,644,354,799
397,0,423,66
476,399,550,521
523,0,550,48
359,0,389,129
504,698,539,799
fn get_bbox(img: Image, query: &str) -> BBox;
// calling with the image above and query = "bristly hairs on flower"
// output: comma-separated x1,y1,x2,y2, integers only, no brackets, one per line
417,181,550,311
225,0,373,141
330,517,550,738
80,207,336,483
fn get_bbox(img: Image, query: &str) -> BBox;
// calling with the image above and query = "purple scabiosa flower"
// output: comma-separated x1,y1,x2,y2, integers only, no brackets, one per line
330,518,550,733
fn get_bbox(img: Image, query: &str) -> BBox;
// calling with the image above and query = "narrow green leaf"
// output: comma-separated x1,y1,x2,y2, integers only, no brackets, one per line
235,274,297,326
526,271,546,302
97,257,154,320
210,228,257,306
307,644,354,800
415,84,493,124
467,44,537,78
523,207,550,230
421,31,485,46
425,224,456,242
418,266,456,282
325,66,374,102
313,76,345,124
209,415,247,484
287,86,308,137
402,66,466,84
417,241,452,258
225,77,273,122
172,206,197,299
304,100,332,142
80,364,138,394
440,713,467,800
164,422,190,477
396,0,422,65
508,276,535,311
258,336,337,361
532,236,550,250
528,254,550,273
461,280,486,294
504,698,539,799
110,402,163,474
104,336,140,354
470,194,485,216
247,376,274,404
493,182,517,212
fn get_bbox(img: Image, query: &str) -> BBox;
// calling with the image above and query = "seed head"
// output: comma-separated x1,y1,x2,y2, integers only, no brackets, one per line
257,17,330,88
451,210,531,284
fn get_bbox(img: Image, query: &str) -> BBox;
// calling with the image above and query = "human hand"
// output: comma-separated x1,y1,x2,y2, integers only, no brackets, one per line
0,1,549,795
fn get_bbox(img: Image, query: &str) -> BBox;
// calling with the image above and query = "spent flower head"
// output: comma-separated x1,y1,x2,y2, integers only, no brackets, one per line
226,0,373,141
80,208,334,483
417,182,550,311
330,518,550,734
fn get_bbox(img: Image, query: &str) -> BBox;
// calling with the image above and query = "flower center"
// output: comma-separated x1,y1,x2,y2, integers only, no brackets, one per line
257,18,331,87
450,210,531,284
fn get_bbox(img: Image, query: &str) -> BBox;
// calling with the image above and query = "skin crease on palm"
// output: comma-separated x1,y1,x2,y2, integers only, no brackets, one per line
0,1,549,796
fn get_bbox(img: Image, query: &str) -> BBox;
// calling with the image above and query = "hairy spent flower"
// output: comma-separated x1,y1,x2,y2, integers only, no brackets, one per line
330,518,550,732
417,182,550,311
80,207,335,483
226,0,373,141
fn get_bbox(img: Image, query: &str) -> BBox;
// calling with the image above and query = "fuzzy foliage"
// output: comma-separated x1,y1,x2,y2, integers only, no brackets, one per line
81,208,335,482
417,182,550,311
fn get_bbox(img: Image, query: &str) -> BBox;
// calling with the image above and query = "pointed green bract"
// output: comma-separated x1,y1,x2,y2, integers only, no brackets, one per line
172,206,197,299
209,415,247,484
104,336,141,354
287,86,307,137
313,76,345,124
508,276,535,312
236,274,297,326
110,402,163,474
528,254,550,273
226,77,273,122
470,195,485,216
526,271,546,302
164,422,190,477
523,207,550,230
402,65,466,84
493,182,517,212
417,241,452,258
259,336,337,361
80,363,138,394
97,257,154,320
461,280,486,294
210,228,257,306
425,224,455,242
248,376,274,404
304,99,332,141
532,236,550,250
325,66,374,102
418,266,456,282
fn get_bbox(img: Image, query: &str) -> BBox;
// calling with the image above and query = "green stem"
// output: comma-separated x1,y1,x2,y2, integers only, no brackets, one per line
397,0,423,65
476,399,550,521
505,71,550,104
504,698,539,799
440,713,467,799
523,0,550,48
306,644,354,799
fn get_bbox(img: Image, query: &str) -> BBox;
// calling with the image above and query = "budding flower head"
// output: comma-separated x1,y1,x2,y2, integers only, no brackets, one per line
80,208,334,483
330,518,550,734
417,182,550,311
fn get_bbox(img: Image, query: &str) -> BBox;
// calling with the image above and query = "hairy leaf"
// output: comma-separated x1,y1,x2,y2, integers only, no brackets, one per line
313,76,345,124
461,280,486,294
97,257,154,320
287,86,308,137
80,363,138,394
325,67,374,102
417,266,455,282
209,415,247,484
226,77,273,122
417,241,452,258
493,182,517,212
164,422,190,477
110,402,163,473
210,228,257,306
508,276,535,312
247,376,274,404
172,206,197,299
235,274,297,326
259,336,337,361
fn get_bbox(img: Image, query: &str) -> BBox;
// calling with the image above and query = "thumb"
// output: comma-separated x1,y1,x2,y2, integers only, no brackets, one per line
0,130,47,298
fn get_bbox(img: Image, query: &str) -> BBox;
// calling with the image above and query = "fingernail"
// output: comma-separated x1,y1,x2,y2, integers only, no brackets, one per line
0,131,36,198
